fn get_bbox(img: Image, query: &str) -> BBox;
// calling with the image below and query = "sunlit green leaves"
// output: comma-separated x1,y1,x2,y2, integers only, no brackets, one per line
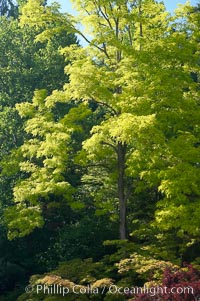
5,204,44,240
3,0,200,243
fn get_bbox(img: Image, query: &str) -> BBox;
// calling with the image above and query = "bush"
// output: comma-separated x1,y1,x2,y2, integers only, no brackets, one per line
133,264,200,301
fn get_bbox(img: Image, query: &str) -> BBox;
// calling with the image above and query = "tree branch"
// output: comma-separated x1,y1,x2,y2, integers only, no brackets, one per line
99,5,114,30
76,29,110,59
126,25,133,46
101,141,118,153
90,98,119,116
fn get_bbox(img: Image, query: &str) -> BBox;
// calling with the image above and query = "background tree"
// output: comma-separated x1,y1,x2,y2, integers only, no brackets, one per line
0,2,78,296
0,0,18,17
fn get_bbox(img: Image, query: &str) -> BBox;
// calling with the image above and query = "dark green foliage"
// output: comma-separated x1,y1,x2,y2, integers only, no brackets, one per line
0,0,18,17
37,214,118,269
0,18,77,106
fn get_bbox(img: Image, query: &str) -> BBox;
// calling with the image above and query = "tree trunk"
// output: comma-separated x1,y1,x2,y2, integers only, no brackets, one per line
117,142,127,240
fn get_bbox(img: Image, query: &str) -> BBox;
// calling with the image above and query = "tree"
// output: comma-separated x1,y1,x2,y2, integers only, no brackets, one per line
62,0,199,244
0,3,77,204
5,0,199,249
13,0,200,244
0,14,77,230
149,3,200,242
0,13,77,228
60,0,172,240
5,89,91,238
120,3,200,259
0,4,78,294
0,0,18,17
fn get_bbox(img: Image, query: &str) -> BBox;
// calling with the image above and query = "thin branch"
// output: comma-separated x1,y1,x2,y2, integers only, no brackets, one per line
101,141,118,153
102,42,109,58
138,2,143,51
108,1,114,14
126,25,133,46
99,5,114,30
90,98,119,116
115,16,119,39
93,0,112,29
84,8,92,16
76,29,110,59
103,5,113,27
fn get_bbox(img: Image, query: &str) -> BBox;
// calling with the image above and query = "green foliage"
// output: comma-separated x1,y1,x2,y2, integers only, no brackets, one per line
20,0,76,43
1,0,200,299
5,90,72,238
35,214,118,269
11,0,200,248
117,253,178,286
0,5,78,239
0,17,74,104
16,244,183,301
0,6,80,299
0,11,78,207
0,0,18,17
5,204,44,239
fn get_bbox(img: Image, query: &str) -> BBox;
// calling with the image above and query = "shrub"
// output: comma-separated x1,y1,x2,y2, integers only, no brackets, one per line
132,264,200,301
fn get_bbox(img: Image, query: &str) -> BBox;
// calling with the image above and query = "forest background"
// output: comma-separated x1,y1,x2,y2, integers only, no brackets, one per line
0,0,199,300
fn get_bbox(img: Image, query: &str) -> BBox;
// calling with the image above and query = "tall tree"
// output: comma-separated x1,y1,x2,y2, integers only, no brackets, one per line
0,4,78,291
6,0,200,247
0,14,77,212
150,3,200,239
61,0,171,240
63,0,199,242
16,0,171,240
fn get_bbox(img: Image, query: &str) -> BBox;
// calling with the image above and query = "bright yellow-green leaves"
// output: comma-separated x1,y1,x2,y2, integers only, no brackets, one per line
61,1,172,231
5,85,93,238
5,90,72,238
83,113,156,153
5,0,200,241
20,0,47,28
72,0,169,47
20,0,76,42
65,0,200,237
15,90,72,200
